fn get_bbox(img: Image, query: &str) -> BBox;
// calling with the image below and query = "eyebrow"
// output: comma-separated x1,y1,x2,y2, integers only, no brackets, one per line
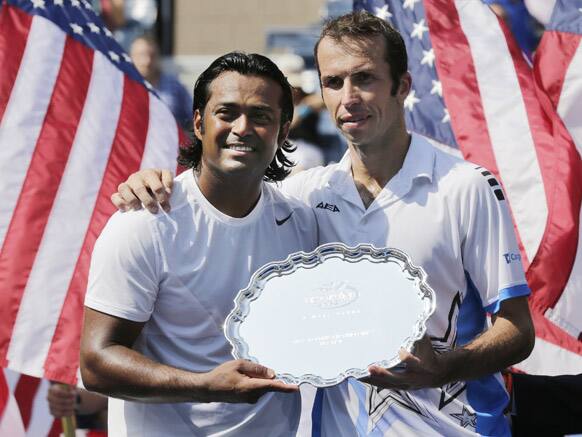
214,102,276,113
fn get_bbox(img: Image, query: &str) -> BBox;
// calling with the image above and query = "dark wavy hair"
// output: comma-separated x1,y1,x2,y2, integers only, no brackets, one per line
314,11,408,96
178,51,295,182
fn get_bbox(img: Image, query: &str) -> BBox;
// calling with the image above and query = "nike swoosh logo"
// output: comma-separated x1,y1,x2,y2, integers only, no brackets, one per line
276,211,294,226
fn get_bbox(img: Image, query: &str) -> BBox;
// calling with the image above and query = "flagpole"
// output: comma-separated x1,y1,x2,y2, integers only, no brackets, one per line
61,415,76,437
58,384,77,437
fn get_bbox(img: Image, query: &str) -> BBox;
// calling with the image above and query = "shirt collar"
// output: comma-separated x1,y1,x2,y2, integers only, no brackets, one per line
328,133,436,199
388,132,435,197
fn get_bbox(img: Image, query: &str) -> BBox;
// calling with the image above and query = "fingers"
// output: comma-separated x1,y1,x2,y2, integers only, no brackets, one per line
47,384,76,418
115,182,144,212
159,170,174,212
237,360,276,379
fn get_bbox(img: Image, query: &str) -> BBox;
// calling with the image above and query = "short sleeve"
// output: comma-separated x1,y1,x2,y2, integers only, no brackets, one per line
459,169,530,314
85,211,161,322
280,171,306,198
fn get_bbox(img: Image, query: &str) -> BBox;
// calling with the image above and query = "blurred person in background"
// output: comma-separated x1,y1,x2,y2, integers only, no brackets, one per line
277,54,325,174
130,34,193,131
277,54,347,170
97,0,158,51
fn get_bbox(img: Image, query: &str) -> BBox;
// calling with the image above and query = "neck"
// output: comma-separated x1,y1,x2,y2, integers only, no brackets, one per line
195,168,263,218
349,130,411,209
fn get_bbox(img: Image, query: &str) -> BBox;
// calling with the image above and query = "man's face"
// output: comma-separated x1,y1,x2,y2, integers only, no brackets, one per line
317,35,410,149
130,38,158,80
194,71,287,179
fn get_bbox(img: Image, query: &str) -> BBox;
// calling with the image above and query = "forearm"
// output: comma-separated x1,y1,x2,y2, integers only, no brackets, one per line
438,313,534,384
81,344,207,403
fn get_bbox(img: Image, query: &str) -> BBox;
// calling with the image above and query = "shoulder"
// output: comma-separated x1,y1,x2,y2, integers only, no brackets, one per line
280,162,342,199
431,147,501,202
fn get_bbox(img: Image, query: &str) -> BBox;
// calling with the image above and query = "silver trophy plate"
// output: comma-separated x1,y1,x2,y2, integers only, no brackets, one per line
224,243,436,387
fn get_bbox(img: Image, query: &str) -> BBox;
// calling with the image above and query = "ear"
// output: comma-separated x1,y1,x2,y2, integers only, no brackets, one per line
277,120,291,149
397,72,412,104
193,109,203,142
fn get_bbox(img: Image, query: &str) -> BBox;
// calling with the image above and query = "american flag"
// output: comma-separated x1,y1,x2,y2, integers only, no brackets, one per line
0,0,180,400
354,0,582,375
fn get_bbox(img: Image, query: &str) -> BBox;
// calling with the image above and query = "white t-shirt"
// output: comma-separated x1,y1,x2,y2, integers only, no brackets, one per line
85,170,318,437
281,133,530,436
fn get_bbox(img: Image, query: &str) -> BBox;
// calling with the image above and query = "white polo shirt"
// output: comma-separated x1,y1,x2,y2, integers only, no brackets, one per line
85,170,318,436
281,133,530,436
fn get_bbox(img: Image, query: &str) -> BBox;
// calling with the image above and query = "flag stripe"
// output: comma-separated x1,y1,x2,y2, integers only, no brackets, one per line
0,36,93,364
141,95,180,171
557,37,582,153
5,52,123,376
515,336,582,376
0,370,7,421
13,374,40,429
455,0,547,264
0,18,74,365
44,77,150,383
0,6,31,125
497,11,582,324
423,0,499,175
534,31,581,124
0,15,65,252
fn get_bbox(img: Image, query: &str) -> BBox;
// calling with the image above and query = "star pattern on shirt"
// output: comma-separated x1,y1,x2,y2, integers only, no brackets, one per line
31,0,45,9
404,89,420,111
53,0,64,5
103,27,113,37
122,53,132,63
70,0,81,8
70,22,83,34
367,386,436,432
421,48,435,67
450,405,477,428
375,4,392,20
411,19,429,40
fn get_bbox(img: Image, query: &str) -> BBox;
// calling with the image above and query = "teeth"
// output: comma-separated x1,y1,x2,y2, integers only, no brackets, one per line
229,145,253,152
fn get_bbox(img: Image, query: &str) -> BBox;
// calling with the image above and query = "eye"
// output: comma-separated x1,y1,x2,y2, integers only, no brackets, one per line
215,108,237,121
352,72,374,86
322,76,342,90
251,111,274,125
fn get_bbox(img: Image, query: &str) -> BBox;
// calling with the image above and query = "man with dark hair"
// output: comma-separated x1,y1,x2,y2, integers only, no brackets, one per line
81,51,317,436
113,11,534,436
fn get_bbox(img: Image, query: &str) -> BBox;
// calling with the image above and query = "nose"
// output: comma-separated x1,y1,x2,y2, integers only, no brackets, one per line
232,114,253,137
341,80,360,108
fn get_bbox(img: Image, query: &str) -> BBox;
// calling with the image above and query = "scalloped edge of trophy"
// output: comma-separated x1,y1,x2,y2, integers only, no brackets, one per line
224,243,436,387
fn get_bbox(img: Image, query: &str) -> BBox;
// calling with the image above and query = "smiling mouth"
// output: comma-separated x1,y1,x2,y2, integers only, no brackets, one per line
340,115,369,126
225,144,255,152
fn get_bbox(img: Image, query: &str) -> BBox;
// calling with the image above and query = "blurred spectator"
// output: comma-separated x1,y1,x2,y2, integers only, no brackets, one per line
524,0,556,27
130,34,193,131
276,54,346,172
485,0,543,56
97,0,158,51
47,383,108,433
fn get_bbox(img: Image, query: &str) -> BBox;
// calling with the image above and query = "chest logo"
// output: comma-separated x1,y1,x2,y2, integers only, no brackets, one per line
276,211,294,226
316,201,340,212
